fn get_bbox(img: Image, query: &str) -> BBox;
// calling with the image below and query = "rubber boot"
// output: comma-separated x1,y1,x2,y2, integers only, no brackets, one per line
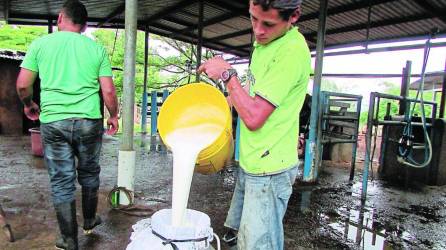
82,187,102,235
54,201,78,250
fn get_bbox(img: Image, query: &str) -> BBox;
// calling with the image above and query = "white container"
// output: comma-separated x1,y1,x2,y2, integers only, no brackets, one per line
127,209,215,250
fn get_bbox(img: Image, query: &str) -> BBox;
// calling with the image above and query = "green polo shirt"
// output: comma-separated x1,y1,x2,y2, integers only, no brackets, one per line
239,27,311,175
21,31,112,123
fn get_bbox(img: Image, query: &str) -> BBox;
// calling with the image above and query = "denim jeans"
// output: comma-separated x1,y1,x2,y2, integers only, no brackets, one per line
40,118,103,205
224,166,299,250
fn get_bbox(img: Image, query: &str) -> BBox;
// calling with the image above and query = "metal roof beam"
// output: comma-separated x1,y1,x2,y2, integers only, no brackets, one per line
300,0,397,22
179,12,242,34
150,22,250,55
145,0,196,25
205,0,249,17
209,29,252,42
97,3,125,28
4,0,9,24
304,12,444,40
413,0,446,24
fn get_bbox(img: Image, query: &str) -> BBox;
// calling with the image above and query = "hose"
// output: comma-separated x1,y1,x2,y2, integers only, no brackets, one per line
213,233,221,250
397,37,433,168
107,186,166,217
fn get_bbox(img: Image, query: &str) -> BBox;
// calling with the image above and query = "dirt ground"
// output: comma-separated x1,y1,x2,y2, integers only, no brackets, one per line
1,134,446,249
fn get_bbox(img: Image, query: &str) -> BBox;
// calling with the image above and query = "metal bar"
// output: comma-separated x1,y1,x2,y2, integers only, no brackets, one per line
375,121,433,127
141,27,149,135
350,96,362,181
362,92,375,200
322,139,357,144
322,91,362,99
379,103,392,171
304,12,442,41
304,0,328,182
97,3,125,28
120,0,137,151
322,115,359,121
440,59,446,118
374,92,437,106
399,61,412,115
48,18,53,34
4,0,9,24
145,0,195,25
196,0,204,82
311,72,446,78
150,91,158,137
313,42,446,57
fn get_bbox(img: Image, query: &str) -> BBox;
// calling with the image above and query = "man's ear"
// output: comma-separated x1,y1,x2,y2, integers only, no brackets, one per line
290,6,302,24
57,12,63,25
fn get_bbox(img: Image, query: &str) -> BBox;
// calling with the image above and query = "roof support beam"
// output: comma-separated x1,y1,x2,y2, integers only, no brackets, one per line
413,0,446,24
303,12,444,40
300,0,397,22
145,0,196,25
179,12,242,34
196,0,204,81
4,0,9,24
219,0,398,43
209,29,252,42
205,0,248,18
97,3,125,28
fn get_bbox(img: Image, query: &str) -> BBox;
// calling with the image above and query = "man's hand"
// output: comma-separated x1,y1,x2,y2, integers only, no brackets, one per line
24,101,40,121
106,116,119,135
197,56,232,81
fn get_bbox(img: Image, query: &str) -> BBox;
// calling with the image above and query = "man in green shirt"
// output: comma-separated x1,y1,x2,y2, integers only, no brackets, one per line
16,1,119,249
198,0,310,249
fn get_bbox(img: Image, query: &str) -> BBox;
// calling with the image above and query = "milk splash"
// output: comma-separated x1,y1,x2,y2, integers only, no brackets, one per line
165,123,223,227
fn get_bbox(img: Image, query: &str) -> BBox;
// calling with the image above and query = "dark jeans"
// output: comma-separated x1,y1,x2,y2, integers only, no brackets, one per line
40,118,103,205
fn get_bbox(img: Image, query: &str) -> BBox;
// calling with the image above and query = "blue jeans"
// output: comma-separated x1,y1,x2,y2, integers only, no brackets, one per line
224,166,298,250
40,118,103,205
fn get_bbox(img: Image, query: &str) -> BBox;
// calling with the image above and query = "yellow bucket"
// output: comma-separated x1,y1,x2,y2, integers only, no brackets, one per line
158,82,233,175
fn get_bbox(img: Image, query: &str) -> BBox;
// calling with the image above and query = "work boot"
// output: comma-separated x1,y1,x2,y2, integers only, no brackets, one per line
82,187,102,235
222,228,238,247
54,201,78,250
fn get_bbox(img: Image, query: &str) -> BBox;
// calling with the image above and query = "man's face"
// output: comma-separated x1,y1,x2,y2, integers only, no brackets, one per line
249,1,299,45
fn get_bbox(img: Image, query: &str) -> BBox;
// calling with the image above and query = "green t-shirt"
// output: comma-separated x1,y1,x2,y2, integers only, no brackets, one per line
239,27,311,175
20,31,112,123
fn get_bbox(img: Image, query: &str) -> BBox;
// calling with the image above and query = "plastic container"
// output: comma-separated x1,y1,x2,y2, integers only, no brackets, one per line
29,128,43,157
158,83,233,174
127,209,214,250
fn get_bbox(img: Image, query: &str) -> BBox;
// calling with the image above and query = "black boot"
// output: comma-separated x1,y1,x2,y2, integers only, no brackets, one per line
54,201,78,250
82,187,102,235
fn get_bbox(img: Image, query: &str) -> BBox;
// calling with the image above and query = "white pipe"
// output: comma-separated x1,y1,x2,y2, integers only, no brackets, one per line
117,150,136,205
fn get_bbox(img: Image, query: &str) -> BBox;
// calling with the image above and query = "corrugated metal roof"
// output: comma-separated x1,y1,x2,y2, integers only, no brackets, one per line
3,0,446,57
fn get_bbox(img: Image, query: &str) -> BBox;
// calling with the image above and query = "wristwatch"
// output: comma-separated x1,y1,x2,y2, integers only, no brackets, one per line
220,68,238,84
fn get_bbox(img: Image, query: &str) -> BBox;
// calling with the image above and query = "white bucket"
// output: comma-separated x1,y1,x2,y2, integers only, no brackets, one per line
127,209,215,250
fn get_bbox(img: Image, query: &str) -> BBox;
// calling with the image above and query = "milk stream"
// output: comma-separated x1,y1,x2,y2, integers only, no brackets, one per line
165,123,223,227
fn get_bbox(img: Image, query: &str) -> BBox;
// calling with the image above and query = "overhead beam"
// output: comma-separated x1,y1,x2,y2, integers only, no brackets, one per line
97,3,125,28
145,0,196,25
149,22,250,56
209,29,252,42
4,0,9,24
205,0,248,17
413,0,446,24
303,12,443,40
300,0,397,22
179,12,242,34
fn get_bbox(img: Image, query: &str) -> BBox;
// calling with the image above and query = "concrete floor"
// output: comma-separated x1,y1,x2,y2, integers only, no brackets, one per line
1,134,446,249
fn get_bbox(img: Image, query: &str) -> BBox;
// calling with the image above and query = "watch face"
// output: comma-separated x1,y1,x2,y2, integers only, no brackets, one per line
221,70,229,81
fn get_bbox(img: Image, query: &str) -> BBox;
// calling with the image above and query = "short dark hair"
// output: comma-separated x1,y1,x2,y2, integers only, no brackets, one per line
252,0,301,21
62,0,88,26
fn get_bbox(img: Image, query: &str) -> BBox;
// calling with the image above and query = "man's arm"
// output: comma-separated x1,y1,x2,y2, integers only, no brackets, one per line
16,68,40,120
198,57,275,131
99,76,119,135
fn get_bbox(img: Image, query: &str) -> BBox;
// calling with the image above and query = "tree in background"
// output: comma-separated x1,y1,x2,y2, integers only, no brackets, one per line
0,23,46,51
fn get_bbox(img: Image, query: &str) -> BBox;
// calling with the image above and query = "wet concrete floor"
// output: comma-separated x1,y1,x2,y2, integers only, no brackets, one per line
1,134,446,249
